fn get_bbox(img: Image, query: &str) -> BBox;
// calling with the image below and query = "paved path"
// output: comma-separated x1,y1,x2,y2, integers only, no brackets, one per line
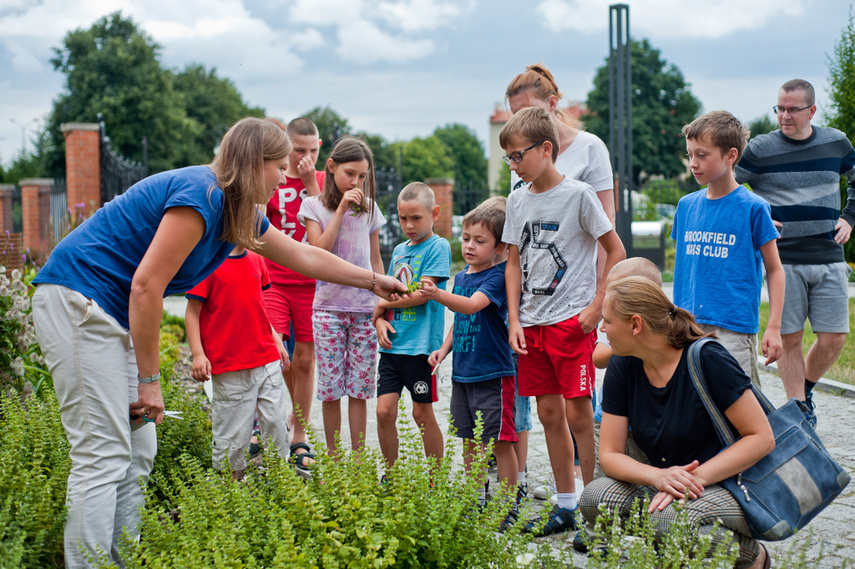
163,295,855,567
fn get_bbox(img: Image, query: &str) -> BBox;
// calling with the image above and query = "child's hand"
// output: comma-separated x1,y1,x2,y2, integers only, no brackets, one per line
761,327,783,365
417,279,438,299
339,188,364,214
296,155,316,183
279,345,291,373
428,348,447,368
190,354,211,382
375,318,396,350
577,304,601,334
509,322,527,356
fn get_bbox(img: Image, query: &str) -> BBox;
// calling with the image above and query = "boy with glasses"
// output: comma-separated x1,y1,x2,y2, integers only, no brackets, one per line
736,79,855,427
500,106,625,536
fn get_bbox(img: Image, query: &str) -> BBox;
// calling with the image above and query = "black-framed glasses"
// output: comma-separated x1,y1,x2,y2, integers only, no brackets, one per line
502,141,545,165
772,104,812,115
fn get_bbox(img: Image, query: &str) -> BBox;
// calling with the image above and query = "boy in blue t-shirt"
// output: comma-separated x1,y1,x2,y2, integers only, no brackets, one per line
420,201,518,528
373,182,451,470
672,110,785,387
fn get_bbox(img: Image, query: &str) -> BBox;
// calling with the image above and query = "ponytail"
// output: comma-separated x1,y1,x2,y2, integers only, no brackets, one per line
605,277,712,349
505,62,583,129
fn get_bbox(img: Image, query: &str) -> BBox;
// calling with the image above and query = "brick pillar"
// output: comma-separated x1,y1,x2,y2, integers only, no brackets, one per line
0,184,14,233
20,178,52,254
61,122,101,217
426,177,454,239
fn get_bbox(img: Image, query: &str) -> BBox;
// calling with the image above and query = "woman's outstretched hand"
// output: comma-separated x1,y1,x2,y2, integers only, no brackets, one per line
372,274,410,301
648,460,704,512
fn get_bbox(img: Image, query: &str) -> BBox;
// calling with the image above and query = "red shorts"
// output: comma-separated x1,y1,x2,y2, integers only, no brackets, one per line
518,316,595,399
263,282,315,341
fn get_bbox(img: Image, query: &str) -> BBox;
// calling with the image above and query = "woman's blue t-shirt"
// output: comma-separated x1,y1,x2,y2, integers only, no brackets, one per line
34,166,269,329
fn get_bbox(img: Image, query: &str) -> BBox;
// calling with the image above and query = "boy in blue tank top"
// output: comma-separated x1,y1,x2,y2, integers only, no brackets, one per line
672,110,785,387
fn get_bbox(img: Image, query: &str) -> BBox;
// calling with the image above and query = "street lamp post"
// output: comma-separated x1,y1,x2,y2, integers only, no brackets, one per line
10,118,38,156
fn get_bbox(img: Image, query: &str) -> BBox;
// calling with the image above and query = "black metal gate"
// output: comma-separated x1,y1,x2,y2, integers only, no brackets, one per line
99,114,148,204
374,168,403,270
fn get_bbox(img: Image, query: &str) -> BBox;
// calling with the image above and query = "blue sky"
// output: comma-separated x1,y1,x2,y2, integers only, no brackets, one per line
0,0,850,167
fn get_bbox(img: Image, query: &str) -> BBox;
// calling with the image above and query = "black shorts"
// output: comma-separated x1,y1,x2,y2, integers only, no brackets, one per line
377,353,438,404
450,377,517,443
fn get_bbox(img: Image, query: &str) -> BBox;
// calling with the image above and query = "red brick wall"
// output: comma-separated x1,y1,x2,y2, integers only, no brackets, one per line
20,178,52,254
61,123,101,215
427,178,454,239
0,184,14,233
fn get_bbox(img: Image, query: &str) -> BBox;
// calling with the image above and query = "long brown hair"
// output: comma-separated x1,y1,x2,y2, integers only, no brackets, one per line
605,277,712,349
210,117,292,247
321,137,376,222
505,63,583,129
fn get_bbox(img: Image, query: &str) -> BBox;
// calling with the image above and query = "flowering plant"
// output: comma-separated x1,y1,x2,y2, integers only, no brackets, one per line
0,266,46,395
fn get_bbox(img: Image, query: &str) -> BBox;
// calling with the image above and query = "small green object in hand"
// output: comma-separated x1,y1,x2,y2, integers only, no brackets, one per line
407,281,424,292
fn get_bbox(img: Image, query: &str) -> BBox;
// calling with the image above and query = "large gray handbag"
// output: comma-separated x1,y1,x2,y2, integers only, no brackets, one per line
687,338,850,541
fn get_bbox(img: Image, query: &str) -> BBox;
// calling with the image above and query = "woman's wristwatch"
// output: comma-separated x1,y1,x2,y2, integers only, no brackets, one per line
138,372,161,384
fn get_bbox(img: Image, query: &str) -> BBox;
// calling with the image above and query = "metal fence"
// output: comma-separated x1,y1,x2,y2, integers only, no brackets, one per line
453,179,490,216
374,168,403,269
49,178,68,244
99,115,148,204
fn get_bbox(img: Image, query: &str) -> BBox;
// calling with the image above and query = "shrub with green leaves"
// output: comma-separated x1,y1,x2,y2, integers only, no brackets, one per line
0,389,70,568
0,266,47,397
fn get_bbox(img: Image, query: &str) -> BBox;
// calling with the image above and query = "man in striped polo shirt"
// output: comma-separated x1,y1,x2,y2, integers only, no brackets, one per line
736,79,855,427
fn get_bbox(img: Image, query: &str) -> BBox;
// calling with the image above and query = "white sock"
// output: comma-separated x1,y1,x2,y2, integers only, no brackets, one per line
518,471,526,485
556,492,578,511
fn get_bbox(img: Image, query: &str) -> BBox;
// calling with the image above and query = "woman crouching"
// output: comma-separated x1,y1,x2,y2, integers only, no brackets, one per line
580,276,774,569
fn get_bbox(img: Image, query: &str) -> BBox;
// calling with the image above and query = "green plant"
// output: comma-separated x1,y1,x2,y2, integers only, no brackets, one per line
586,497,738,568
0,389,71,568
123,401,563,568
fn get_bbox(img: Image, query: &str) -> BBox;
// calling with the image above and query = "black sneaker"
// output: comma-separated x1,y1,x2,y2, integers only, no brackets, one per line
803,392,818,429
487,453,497,469
523,505,578,537
572,529,589,553
516,482,528,504
499,504,519,533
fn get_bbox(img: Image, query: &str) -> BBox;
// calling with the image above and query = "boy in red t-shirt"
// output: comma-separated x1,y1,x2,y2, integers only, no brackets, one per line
264,117,323,468
186,246,291,479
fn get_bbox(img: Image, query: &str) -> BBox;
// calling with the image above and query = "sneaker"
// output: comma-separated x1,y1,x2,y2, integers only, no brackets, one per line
516,482,528,504
499,504,519,533
803,392,818,429
487,453,497,469
572,529,589,553
533,484,552,500
523,504,578,537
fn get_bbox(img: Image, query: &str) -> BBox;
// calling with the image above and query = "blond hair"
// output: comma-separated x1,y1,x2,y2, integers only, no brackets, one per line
505,63,583,129
210,117,292,248
608,257,662,286
605,277,712,349
398,182,436,210
499,106,560,163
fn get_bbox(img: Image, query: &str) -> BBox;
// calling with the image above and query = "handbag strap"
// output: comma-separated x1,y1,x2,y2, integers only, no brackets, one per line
686,337,776,449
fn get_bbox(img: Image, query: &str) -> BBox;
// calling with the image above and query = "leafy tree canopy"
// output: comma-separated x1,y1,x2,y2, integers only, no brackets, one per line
44,11,263,176
391,136,454,186
302,106,351,167
432,123,487,189
585,38,701,185
748,115,777,139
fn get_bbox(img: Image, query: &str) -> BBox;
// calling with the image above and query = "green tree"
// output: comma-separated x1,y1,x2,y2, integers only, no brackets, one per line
44,12,191,175
392,136,454,185
303,106,351,167
432,123,487,187
171,64,265,167
585,38,701,185
825,7,855,263
748,115,777,138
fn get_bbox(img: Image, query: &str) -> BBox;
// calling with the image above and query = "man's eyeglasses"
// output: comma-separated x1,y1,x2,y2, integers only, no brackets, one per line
772,104,812,115
502,141,545,165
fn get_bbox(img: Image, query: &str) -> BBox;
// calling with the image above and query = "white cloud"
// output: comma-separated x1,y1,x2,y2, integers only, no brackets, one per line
289,28,325,52
374,0,476,33
536,0,807,38
290,0,364,27
335,19,435,64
